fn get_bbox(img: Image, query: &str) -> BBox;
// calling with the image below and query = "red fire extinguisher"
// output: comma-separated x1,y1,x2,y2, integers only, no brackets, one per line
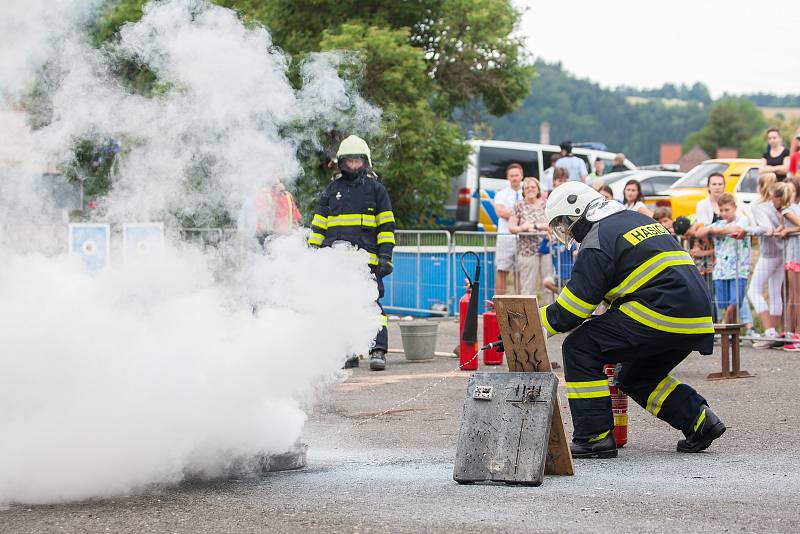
459,251,480,370
604,364,628,447
482,301,503,365
459,286,478,370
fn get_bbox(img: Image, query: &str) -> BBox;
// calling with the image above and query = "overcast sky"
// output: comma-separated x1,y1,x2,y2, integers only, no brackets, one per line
516,0,800,97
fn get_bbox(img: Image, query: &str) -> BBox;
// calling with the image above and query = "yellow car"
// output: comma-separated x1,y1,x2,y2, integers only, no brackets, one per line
655,158,762,219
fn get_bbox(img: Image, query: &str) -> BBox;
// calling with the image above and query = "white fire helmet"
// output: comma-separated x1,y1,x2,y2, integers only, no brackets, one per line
336,135,372,167
545,182,616,246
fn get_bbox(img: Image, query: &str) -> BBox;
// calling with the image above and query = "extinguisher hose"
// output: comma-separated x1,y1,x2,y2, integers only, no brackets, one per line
460,251,480,343
459,251,480,288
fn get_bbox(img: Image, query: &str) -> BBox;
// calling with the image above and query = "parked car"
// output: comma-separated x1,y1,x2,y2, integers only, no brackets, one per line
445,140,636,231
656,159,761,219
592,170,682,198
597,170,684,209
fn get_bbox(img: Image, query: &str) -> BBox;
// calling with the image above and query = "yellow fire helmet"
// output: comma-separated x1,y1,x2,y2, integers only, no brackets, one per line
336,135,372,167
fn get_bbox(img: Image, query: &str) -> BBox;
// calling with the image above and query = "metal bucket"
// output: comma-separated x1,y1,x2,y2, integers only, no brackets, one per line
398,320,439,361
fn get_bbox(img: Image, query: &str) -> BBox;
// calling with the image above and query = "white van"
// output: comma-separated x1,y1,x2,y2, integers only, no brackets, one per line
445,140,636,231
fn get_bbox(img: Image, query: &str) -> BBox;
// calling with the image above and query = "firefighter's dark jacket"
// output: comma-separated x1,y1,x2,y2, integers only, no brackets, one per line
540,210,714,354
308,173,395,264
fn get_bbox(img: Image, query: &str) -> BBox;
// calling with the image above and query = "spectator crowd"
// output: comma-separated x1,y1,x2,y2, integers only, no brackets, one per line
494,129,800,350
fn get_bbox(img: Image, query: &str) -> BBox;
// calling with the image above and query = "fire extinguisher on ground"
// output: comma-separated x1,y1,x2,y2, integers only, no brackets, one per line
604,364,628,447
459,251,481,370
482,301,503,365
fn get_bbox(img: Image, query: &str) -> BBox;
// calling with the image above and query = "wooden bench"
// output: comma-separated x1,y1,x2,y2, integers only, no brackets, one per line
706,323,753,380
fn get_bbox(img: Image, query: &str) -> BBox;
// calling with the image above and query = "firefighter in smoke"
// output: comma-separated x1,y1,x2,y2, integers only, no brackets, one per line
541,182,726,458
308,135,395,371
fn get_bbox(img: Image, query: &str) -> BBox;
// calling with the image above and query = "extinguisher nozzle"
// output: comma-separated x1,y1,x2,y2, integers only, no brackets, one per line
480,340,504,352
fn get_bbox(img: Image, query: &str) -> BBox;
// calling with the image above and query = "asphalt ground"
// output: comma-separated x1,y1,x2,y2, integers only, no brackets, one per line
2,318,799,533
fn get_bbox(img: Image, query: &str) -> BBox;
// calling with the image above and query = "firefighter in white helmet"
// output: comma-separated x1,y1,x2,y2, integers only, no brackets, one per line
541,181,725,458
308,135,395,370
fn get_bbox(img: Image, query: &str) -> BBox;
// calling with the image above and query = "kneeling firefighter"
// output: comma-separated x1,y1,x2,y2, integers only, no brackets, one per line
308,135,395,371
541,182,725,458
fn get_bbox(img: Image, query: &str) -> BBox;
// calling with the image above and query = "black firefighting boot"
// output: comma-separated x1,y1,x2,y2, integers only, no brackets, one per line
570,430,618,459
343,355,359,369
677,405,726,453
369,349,387,371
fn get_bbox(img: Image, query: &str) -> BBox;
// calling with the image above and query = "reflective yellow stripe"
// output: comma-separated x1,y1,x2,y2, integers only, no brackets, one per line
618,301,714,334
567,390,610,399
311,214,328,229
605,251,694,301
588,430,610,443
556,286,597,319
326,214,377,227
646,375,681,417
367,252,379,266
540,306,558,335
376,211,395,225
377,231,395,245
566,379,609,387
327,214,363,227
308,232,324,246
380,314,388,327
566,378,610,399
693,408,706,431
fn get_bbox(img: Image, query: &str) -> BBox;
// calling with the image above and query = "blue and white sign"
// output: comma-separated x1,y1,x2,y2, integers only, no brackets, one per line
123,223,165,262
68,223,110,273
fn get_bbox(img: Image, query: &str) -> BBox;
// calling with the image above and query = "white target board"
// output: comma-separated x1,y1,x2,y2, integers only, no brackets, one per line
123,223,165,262
68,223,111,272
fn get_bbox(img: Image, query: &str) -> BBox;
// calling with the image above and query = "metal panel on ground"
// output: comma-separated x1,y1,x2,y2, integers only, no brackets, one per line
453,372,557,486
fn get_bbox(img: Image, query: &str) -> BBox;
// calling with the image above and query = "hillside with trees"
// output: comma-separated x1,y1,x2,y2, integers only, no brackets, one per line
480,61,800,165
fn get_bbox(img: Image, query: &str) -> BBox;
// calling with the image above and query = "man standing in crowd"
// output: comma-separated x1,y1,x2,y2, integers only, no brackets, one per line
555,141,588,183
493,163,524,294
609,153,628,173
541,153,560,193
541,182,724,459
308,135,396,371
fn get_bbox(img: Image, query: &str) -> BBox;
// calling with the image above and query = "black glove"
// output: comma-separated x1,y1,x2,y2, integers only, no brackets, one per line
377,255,394,277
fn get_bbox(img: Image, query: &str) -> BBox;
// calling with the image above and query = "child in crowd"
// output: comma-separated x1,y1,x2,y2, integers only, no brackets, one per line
552,167,569,190
684,220,716,319
775,181,800,350
695,193,750,324
542,239,577,302
652,206,678,240
534,169,570,302
747,174,783,348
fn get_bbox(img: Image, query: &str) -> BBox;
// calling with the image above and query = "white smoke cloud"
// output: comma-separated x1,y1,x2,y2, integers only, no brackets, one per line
30,0,380,223
0,0,99,103
0,0,384,504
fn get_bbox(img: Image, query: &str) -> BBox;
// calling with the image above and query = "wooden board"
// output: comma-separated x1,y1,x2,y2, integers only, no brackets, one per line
493,295,575,476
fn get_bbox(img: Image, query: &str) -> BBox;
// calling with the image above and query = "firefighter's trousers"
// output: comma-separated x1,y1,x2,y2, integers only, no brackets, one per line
562,310,709,440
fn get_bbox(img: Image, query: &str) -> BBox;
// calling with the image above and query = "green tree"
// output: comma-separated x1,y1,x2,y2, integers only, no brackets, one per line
683,99,767,158
312,23,470,223
94,0,533,226
217,0,533,116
